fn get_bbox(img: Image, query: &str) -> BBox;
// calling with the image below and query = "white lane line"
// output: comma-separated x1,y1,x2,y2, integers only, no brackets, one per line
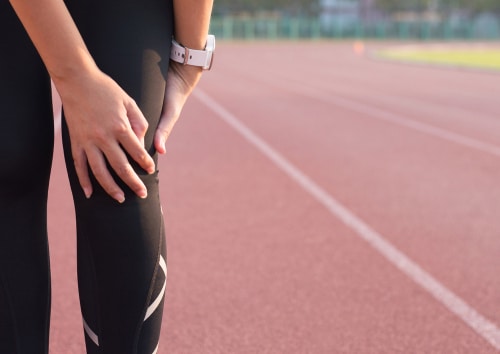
279,82,500,159
194,89,500,351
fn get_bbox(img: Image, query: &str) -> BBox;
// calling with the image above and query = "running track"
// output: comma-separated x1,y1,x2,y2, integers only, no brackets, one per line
48,42,500,353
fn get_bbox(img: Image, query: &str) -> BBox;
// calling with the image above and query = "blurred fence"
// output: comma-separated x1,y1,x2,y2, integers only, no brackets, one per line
210,16,500,40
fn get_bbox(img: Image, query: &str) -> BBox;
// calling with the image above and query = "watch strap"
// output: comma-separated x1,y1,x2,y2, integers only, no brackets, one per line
170,35,215,70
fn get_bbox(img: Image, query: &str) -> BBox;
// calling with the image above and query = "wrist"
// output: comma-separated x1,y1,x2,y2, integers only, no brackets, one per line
51,62,105,104
169,60,203,85
172,36,207,51
49,55,99,88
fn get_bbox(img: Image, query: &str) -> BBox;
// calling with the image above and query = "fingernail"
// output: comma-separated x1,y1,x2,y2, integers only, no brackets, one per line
114,193,125,203
139,190,148,199
83,187,92,199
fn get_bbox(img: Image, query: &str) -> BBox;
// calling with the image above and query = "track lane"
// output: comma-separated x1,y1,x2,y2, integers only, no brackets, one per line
214,42,500,148
157,97,498,353
195,87,500,349
48,133,83,352
195,42,500,348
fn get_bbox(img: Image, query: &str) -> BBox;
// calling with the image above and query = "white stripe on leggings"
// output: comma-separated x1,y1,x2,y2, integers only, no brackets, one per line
83,318,99,347
144,255,167,321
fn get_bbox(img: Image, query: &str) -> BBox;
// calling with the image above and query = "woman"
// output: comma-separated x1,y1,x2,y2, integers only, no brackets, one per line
0,0,213,352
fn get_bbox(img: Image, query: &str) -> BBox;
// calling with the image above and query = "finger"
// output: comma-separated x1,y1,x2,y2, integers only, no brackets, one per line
126,99,148,147
99,143,148,199
72,147,93,198
85,147,126,203
117,128,155,174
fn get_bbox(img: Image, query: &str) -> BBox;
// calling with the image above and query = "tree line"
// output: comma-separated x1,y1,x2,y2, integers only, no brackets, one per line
213,0,500,17
376,0,500,16
212,0,318,16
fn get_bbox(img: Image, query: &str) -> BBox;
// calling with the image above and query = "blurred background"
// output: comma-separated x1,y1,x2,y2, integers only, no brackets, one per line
209,0,500,40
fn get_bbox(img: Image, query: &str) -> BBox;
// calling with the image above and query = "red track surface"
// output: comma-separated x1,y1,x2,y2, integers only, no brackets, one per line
47,42,500,353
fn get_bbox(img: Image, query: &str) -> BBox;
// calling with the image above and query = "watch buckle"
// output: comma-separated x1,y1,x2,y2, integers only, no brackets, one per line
182,47,190,65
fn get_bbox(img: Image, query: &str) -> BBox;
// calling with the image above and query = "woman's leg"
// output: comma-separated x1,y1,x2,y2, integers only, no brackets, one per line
0,3,54,354
62,0,173,353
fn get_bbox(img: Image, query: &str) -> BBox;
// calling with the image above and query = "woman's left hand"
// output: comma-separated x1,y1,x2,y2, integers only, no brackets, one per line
154,61,204,154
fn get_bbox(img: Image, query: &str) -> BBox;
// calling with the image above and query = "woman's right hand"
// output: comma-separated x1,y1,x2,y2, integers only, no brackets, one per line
54,68,155,203
9,0,155,203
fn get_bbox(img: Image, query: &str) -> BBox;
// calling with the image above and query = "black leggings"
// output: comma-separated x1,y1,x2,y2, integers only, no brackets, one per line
0,0,172,353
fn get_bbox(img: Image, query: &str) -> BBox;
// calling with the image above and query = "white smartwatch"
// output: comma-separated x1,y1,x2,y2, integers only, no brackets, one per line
170,35,215,70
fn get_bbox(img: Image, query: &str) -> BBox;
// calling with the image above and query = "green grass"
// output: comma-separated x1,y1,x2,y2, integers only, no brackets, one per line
379,48,500,70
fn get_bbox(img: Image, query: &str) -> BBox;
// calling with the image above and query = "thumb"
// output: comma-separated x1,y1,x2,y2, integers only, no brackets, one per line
154,113,175,154
155,110,184,154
